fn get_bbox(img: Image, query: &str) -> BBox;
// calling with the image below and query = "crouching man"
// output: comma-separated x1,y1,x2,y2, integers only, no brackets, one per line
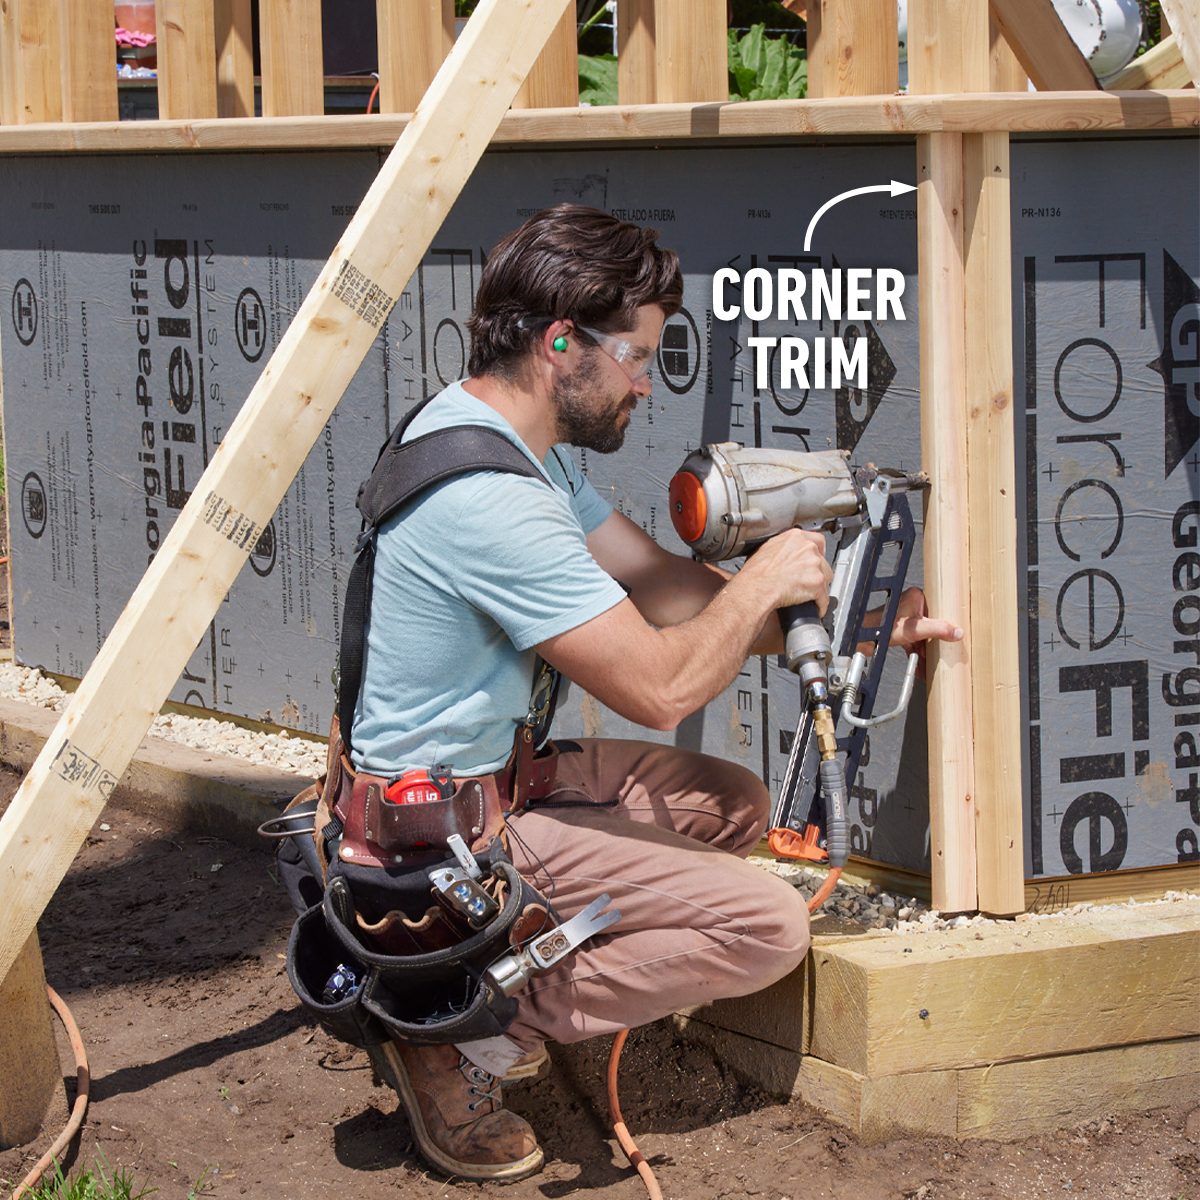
332,205,959,1180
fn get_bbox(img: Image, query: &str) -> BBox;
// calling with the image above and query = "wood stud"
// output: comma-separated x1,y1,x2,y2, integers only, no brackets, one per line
15,0,63,123
260,0,324,117
909,0,990,913
1160,0,1200,87
60,0,119,122
0,933,60,1149
1107,35,1192,90
988,0,1099,91
653,0,726,103
617,0,656,105
377,0,453,115
514,0,578,109
156,0,218,120
215,0,255,119
0,0,21,125
806,0,899,98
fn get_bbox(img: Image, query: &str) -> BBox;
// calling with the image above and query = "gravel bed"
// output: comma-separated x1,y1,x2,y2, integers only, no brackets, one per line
757,855,1197,934
1,663,1194,934
0,662,327,778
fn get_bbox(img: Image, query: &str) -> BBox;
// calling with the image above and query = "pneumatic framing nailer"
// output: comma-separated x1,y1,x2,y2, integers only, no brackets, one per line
668,443,928,875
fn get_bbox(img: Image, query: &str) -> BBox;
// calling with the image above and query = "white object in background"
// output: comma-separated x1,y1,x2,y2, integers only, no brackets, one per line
1051,0,1143,81
896,0,1141,90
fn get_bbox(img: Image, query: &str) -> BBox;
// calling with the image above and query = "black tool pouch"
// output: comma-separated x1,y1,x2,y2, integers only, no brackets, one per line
286,901,387,1048
273,791,326,915
280,849,544,1046
321,870,525,1045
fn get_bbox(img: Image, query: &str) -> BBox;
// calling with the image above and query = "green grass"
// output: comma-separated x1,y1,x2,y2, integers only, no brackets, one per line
19,1158,217,1200
21,1159,156,1200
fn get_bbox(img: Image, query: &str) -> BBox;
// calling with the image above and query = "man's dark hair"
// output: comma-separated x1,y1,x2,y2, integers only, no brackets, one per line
467,204,683,378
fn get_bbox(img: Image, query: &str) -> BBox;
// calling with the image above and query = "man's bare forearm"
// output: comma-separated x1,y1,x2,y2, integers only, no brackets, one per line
636,560,791,728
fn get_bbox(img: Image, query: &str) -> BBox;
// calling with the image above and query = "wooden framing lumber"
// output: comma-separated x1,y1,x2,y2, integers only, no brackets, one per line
963,130,1023,916
617,0,656,105
653,0,726,104
376,0,453,115
259,0,324,117
60,0,119,122
806,0,899,98
0,0,20,125
916,132,977,913
215,0,254,119
0,92,1192,154
156,0,218,120
0,0,573,989
1107,35,1192,91
1024,862,1200,911
908,0,989,913
14,0,64,123
1160,2,1200,88
513,0,578,109
917,131,976,915
909,0,990,94
989,0,1099,91
989,14,1028,92
0,934,59,1149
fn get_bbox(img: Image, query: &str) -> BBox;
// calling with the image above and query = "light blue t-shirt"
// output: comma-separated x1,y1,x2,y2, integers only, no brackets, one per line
351,382,626,776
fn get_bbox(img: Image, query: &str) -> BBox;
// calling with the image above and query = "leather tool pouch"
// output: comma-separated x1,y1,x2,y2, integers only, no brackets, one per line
274,719,557,1048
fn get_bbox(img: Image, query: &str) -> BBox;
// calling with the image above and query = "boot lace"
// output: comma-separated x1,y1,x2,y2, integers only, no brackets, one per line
458,1056,500,1113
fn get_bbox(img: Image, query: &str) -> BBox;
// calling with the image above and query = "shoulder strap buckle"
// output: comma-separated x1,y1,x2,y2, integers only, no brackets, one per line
353,525,377,556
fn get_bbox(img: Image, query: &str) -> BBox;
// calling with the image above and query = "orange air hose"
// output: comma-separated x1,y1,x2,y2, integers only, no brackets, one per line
607,868,839,1199
12,987,90,1200
606,1028,664,1200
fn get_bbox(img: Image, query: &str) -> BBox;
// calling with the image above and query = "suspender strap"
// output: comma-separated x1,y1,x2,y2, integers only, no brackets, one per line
337,416,549,757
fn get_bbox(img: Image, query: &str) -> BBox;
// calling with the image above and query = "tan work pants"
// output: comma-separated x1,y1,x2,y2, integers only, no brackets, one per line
458,738,812,1075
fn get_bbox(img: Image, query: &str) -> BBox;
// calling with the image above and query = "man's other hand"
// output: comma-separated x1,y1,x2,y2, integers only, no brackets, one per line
890,587,963,679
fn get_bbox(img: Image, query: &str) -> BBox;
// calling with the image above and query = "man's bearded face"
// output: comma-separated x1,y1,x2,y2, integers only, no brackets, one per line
551,350,638,454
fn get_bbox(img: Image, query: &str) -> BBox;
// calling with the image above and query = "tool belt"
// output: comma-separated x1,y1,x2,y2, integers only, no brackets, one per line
267,400,618,1049
268,718,615,1049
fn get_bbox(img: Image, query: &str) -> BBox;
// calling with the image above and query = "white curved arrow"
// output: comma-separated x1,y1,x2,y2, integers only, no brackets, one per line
803,180,917,252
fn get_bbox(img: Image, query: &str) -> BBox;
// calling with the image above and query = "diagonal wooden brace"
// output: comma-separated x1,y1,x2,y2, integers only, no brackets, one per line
0,0,573,986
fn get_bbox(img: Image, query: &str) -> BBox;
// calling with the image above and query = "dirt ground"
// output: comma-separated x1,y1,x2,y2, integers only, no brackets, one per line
1,770,1197,1200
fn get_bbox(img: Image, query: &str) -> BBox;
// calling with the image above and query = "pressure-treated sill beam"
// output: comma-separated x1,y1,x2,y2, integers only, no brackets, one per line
0,91,1194,153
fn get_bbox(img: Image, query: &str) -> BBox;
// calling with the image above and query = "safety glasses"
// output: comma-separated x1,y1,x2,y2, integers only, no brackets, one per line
572,323,655,385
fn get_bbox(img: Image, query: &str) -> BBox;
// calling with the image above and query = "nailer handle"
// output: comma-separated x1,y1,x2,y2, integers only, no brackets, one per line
780,601,832,678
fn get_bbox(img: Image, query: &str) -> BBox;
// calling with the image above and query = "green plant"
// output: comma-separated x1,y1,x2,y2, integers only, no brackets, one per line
578,53,617,106
186,1167,217,1199
23,1158,157,1200
728,23,807,101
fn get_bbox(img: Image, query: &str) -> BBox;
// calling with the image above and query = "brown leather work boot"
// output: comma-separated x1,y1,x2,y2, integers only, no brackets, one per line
373,1040,543,1181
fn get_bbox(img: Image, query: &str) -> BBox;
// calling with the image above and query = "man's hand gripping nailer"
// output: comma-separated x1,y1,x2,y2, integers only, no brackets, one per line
669,442,928,871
